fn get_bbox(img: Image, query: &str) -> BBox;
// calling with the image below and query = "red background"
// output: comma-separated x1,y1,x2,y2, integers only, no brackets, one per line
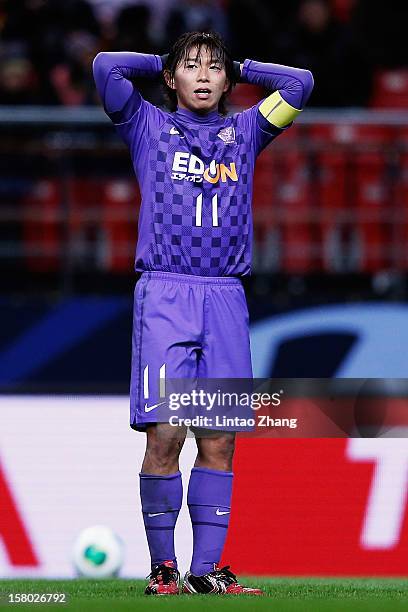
222,439,408,576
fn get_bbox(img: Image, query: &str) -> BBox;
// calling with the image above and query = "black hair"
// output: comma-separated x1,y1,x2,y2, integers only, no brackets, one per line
162,31,237,116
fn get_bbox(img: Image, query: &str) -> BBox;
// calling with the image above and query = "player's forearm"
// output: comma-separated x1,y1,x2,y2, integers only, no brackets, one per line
240,59,314,110
93,51,163,117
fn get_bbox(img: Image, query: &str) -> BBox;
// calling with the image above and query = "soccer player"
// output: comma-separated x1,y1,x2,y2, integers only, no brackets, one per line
93,31,313,595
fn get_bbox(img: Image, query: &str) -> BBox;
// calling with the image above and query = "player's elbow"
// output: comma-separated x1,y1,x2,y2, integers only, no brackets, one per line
92,52,113,83
301,69,314,106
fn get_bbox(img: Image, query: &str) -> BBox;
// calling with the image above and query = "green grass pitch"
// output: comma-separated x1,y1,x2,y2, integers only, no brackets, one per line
1,578,407,611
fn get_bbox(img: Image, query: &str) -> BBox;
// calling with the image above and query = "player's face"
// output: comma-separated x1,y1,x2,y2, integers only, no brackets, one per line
168,46,230,114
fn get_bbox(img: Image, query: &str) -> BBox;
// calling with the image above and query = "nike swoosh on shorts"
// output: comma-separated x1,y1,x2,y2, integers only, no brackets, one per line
144,401,166,413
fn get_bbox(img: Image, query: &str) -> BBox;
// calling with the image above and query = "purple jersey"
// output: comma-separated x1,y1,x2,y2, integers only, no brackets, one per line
116,101,280,276
93,53,313,276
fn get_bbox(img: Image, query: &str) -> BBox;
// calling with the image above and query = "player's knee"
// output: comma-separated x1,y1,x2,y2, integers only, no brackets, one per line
196,434,236,470
144,433,183,472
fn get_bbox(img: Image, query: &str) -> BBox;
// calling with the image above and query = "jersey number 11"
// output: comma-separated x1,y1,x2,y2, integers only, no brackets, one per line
195,193,219,227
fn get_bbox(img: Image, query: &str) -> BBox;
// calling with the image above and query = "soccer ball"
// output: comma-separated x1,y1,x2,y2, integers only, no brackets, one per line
72,525,124,577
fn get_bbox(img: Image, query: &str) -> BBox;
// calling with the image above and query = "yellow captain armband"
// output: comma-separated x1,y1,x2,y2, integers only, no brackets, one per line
259,90,302,128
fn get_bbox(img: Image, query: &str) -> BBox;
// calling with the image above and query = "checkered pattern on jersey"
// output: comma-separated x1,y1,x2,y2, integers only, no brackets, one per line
146,117,253,276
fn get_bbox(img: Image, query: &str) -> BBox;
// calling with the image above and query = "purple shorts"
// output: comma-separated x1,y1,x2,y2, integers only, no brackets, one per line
130,271,252,431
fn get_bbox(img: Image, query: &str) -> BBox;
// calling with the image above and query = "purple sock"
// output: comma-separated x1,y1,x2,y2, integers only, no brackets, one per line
139,471,182,570
187,467,233,576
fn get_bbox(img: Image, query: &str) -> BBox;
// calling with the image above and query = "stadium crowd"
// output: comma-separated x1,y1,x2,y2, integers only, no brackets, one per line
0,0,406,108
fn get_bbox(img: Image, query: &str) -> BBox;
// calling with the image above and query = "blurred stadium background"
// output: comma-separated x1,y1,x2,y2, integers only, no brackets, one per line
0,0,407,579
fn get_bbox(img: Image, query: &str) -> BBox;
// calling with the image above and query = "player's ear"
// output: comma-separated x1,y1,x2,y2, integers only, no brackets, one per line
223,77,230,93
164,69,176,90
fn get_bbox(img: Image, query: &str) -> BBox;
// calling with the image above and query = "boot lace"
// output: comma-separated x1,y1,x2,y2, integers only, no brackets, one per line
212,565,238,587
147,564,179,585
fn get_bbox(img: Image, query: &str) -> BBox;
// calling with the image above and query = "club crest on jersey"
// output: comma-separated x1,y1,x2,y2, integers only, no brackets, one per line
217,126,236,144
171,152,238,184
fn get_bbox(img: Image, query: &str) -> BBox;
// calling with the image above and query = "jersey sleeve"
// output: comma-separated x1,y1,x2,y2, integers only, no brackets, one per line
93,51,166,161
237,100,289,157
237,58,314,156
113,98,165,166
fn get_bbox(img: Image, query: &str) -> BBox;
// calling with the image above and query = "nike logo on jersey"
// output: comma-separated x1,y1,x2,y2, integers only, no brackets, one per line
148,512,166,517
215,509,230,516
170,126,185,138
144,401,166,413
